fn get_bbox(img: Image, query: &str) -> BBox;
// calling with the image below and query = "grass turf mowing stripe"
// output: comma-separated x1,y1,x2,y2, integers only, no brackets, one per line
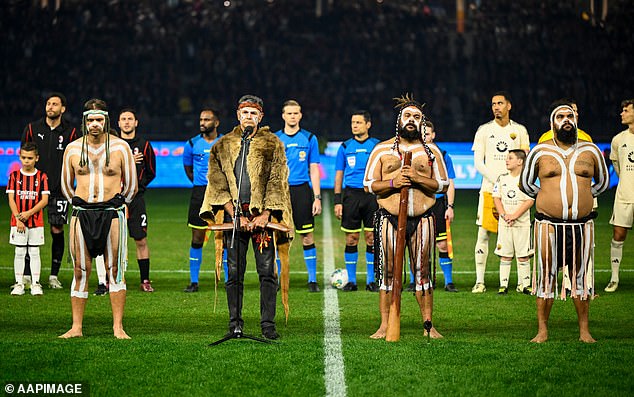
3,266,625,274
322,194,347,397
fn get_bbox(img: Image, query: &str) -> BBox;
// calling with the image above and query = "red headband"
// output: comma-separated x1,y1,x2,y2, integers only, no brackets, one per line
238,101,263,114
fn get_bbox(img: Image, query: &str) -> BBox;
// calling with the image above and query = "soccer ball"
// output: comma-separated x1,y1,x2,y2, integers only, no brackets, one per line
330,268,348,289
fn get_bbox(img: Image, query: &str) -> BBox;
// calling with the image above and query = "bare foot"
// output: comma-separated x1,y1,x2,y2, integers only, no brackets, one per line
58,328,83,339
114,328,131,340
530,332,548,343
579,333,596,343
370,327,386,339
424,327,444,339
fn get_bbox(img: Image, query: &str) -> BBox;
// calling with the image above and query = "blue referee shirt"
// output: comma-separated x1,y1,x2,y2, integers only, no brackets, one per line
436,146,455,199
335,137,380,189
183,133,223,186
275,128,320,186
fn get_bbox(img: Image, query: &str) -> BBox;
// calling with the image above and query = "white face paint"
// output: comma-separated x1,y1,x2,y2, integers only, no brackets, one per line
86,115,106,133
237,106,261,130
400,105,423,130
550,105,577,130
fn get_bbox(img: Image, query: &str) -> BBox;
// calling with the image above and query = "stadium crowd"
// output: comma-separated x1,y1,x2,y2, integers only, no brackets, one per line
1,0,632,141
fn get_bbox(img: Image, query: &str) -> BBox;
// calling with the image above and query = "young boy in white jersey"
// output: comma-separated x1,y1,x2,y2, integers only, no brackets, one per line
492,149,534,295
7,143,50,295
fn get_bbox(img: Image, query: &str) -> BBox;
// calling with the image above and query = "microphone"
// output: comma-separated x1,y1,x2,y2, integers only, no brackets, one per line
242,126,254,139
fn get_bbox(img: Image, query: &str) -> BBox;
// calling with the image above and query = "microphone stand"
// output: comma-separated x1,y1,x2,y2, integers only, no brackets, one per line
210,127,274,346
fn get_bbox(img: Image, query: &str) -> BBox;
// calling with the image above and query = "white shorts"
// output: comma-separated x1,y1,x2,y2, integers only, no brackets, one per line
610,201,633,229
9,226,45,246
494,224,533,258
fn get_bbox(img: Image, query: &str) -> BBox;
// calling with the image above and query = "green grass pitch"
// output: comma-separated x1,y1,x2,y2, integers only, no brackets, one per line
1,188,633,396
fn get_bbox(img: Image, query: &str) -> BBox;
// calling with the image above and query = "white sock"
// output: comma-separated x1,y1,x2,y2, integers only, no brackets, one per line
95,255,107,285
610,239,624,282
499,260,512,288
27,246,41,284
475,227,489,284
14,246,27,284
517,260,531,288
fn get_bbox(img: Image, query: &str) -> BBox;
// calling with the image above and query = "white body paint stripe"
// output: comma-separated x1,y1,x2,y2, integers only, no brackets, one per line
522,142,609,219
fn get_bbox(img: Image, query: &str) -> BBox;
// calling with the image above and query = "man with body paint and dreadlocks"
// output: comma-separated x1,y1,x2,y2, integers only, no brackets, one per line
59,98,137,339
364,95,449,340
520,103,609,343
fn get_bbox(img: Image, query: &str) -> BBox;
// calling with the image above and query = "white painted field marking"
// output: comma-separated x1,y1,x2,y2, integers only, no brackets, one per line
322,194,347,397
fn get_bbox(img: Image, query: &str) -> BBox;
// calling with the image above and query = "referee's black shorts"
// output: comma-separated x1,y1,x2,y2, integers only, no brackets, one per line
341,187,378,233
188,185,208,229
430,197,447,242
289,182,315,234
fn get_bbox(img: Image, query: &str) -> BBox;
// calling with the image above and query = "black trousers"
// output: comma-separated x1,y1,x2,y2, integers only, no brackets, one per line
224,229,277,331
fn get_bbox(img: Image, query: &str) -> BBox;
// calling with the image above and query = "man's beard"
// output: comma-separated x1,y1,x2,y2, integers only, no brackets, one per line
399,124,420,140
47,111,61,120
556,124,577,144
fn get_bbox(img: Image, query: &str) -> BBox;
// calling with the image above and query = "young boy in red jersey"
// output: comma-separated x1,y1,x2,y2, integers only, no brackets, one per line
7,142,50,295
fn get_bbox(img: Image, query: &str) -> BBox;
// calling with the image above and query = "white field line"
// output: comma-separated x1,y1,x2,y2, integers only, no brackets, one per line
322,194,347,397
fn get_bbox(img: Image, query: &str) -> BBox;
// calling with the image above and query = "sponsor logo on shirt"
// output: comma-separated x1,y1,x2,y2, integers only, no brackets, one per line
17,190,39,200
496,141,508,152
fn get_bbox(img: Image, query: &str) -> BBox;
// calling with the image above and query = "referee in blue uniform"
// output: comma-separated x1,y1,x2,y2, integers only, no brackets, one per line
275,100,322,292
334,110,380,292
182,108,226,292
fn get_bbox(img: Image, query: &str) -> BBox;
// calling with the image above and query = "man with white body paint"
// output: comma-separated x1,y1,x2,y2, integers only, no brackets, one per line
364,95,449,340
520,104,609,343
59,98,137,339
471,92,530,293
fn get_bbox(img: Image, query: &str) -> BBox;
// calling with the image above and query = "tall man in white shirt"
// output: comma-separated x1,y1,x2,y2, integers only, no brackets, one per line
471,92,530,293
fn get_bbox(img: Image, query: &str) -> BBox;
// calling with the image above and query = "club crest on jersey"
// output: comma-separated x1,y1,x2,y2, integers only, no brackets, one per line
347,156,356,168
496,141,508,152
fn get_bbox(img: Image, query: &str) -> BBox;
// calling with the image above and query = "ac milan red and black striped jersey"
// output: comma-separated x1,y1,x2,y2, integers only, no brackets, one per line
22,118,78,197
6,169,50,228
122,135,156,194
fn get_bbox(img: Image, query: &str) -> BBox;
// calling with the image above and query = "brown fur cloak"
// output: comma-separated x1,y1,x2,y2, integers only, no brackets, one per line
199,125,294,321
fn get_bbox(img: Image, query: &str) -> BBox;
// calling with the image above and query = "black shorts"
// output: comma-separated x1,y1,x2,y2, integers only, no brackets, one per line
430,197,447,241
341,188,377,233
47,195,69,226
290,182,314,234
127,194,148,239
188,185,208,229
